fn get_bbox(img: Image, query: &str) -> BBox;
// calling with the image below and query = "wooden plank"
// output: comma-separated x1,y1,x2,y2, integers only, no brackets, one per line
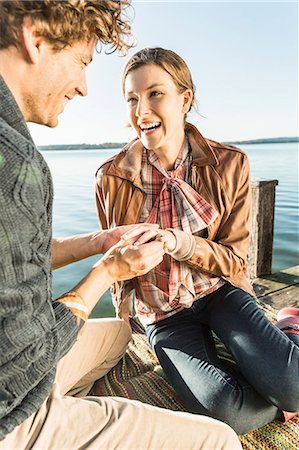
279,266,299,277
254,265,299,309
254,265,299,298
258,285,299,309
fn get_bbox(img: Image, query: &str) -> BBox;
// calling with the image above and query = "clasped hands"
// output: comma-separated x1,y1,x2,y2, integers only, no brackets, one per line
121,224,176,252
99,224,176,283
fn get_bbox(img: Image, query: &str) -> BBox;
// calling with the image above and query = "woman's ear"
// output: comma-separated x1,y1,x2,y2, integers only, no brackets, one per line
21,17,45,64
182,89,193,114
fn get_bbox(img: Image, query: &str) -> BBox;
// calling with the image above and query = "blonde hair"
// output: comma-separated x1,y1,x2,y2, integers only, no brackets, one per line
0,0,134,55
122,47,197,112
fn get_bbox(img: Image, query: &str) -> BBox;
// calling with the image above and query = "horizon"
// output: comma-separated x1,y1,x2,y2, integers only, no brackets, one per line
37,135,299,149
29,1,298,145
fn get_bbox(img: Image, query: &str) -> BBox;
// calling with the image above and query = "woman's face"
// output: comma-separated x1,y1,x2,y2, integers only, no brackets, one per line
124,64,192,153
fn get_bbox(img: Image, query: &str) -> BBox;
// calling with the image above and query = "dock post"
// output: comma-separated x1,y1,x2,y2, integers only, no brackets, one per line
248,180,279,278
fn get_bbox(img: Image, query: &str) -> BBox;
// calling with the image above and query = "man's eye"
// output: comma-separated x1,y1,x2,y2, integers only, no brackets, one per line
150,91,162,97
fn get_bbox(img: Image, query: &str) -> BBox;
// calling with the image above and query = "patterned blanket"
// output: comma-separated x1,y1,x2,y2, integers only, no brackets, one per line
92,300,299,449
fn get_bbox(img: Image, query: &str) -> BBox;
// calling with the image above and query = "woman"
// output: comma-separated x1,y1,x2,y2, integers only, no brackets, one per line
95,47,299,435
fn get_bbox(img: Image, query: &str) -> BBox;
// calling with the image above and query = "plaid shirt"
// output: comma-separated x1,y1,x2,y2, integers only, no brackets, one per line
133,138,225,326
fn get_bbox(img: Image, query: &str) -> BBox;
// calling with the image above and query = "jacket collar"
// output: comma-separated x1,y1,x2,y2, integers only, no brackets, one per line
186,123,219,166
0,74,34,144
106,122,218,188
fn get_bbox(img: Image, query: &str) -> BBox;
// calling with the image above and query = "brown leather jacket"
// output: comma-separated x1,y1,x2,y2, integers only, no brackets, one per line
95,123,255,298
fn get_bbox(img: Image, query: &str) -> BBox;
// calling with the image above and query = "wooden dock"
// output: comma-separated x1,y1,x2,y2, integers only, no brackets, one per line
254,265,299,309
248,179,298,310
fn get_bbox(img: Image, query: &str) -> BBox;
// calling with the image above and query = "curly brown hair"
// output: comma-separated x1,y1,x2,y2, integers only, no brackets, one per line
0,0,135,54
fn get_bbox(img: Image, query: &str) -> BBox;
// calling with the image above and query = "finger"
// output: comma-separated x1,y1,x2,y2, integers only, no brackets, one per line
121,224,159,241
157,233,172,247
119,235,141,246
157,234,167,242
121,226,157,242
134,229,159,245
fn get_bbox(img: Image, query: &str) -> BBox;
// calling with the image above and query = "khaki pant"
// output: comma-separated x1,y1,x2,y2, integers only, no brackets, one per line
1,318,241,450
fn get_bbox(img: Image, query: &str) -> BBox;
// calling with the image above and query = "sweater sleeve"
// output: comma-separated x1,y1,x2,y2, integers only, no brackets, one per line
166,228,196,261
51,301,79,355
0,136,78,371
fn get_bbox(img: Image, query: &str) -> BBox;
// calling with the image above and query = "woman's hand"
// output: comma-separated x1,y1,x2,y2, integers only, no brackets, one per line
156,230,176,253
121,226,197,262
120,224,159,246
121,225,176,253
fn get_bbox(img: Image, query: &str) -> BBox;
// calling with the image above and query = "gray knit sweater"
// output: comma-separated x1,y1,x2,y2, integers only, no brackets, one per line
0,75,78,440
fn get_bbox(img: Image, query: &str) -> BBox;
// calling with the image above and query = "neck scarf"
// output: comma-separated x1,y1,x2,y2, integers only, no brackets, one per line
140,138,219,303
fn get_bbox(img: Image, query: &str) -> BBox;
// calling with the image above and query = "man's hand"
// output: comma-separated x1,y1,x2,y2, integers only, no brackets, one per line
52,224,159,270
70,238,165,316
98,239,165,282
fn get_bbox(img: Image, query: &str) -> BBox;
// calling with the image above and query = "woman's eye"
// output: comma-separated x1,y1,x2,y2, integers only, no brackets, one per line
127,97,137,104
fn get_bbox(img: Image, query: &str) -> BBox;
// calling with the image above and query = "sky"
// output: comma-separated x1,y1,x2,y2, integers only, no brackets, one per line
28,1,298,145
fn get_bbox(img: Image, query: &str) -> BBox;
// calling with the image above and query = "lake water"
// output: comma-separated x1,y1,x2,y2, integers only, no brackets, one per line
43,142,299,318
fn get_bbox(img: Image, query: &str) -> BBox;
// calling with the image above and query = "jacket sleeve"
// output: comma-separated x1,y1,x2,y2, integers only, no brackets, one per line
95,167,110,230
188,154,251,277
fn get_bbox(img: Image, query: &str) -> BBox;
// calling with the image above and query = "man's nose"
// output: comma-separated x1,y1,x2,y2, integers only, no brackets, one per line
76,71,88,97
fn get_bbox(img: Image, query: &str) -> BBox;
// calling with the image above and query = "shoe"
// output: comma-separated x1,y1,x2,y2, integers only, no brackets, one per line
277,307,299,321
276,307,299,335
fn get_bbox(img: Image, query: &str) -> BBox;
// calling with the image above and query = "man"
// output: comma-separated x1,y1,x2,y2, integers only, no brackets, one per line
0,1,241,448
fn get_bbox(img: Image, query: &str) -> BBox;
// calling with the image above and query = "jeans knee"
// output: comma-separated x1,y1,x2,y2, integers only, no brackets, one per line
195,402,273,435
271,377,299,412
277,394,299,412
222,415,251,436
212,410,256,435
206,405,245,435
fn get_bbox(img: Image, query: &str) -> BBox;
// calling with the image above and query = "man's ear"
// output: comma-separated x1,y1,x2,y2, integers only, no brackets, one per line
182,89,193,114
21,17,45,64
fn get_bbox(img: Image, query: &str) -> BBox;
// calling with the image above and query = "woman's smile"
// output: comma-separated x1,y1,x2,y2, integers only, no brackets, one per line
139,121,161,134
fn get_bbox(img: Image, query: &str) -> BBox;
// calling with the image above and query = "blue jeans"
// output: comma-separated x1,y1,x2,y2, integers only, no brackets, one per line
146,283,299,435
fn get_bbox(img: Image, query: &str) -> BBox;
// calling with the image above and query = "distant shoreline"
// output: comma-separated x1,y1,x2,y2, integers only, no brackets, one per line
38,136,298,152
38,142,127,151
226,137,298,145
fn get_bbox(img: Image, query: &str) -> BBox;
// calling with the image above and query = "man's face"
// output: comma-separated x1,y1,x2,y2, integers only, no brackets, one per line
25,39,96,127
